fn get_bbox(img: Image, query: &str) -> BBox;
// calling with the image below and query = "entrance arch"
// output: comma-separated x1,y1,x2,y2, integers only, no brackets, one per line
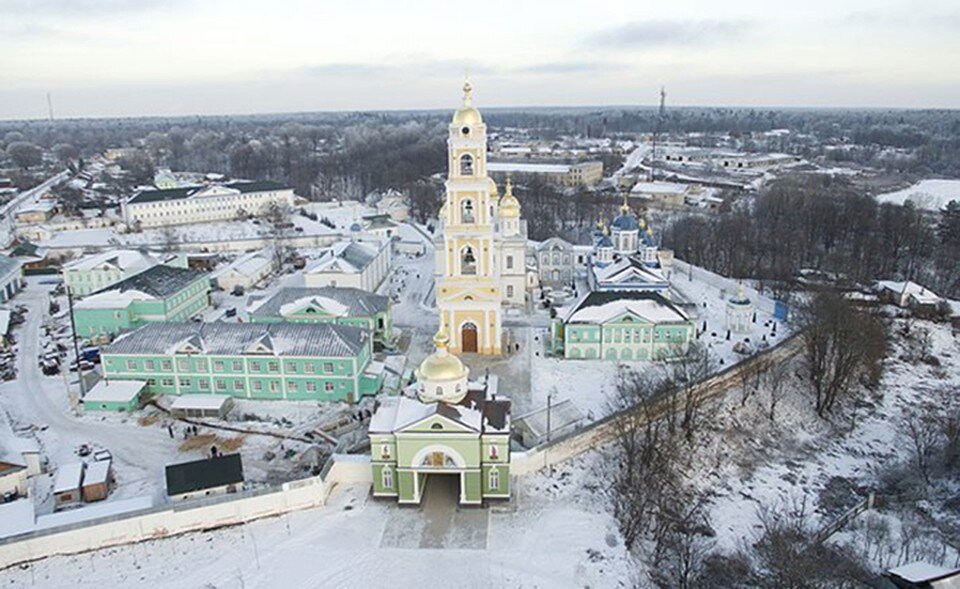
461,322,478,353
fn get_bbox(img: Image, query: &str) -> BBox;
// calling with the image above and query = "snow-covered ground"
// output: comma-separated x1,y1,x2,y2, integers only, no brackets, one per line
875,179,960,211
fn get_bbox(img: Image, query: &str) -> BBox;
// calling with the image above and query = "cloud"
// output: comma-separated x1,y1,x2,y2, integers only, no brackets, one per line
3,0,187,16
587,19,754,49
840,9,960,30
298,58,495,80
515,62,618,75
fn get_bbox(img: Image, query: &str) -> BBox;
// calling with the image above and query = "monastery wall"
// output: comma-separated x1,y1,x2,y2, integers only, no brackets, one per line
0,454,372,571
670,258,779,315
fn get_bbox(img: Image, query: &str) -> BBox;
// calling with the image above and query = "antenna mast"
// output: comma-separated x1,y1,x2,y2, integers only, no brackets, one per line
46,92,54,121
650,86,666,181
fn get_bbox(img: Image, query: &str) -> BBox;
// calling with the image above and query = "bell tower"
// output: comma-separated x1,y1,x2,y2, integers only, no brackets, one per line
435,81,503,355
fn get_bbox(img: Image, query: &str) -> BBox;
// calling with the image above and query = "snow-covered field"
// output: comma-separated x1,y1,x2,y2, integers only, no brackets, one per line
875,179,960,211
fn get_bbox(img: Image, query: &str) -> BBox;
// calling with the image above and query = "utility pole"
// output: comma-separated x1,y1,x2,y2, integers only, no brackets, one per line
66,286,86,397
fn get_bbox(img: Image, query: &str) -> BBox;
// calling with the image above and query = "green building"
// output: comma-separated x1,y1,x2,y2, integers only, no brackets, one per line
62,249,186,296
101,321,383,402
73,265,210,343
247,286,394,347
369,331,511,505
81,379,147,412
551,291,696,360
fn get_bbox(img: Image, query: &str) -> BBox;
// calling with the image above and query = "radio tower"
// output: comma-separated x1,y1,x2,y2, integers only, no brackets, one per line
649,86,666,181
46,92,54,121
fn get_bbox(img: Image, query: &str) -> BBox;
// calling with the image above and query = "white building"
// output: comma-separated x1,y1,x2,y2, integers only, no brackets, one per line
376,190,409,222
62,249,183,296
0,435,41,499
210,249,275,292
122,181,295,229
0,254,24,303
303,239,391,292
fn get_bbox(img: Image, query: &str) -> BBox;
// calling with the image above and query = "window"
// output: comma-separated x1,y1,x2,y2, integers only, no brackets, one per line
252,381,262,391
323,362,334,374
234,380,244,391
232,360,243,371
267,362,278,373
177,358,190,371
304,363,315,374
249,361,260,373
382,467,393,489
506,285,514,297
214,360,224,372
216,379,226,391
506,255,513,269
489,468,500,490
489,444,499,460
126,359,136,370
199,378,210,390
324,382,334,392
179,377,191,387
162,360,172,371
147,378,157,386
145,360,155,371
285,361,297,373
306,382,316,392
161,378,174,387
380,443,390,459
196,359,207,371
269,381,279,392
288,381,298,391
459,153,474,176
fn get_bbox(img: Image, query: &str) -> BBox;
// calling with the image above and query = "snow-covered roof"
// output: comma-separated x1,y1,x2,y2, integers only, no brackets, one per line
305,241,379,276
488,162,570,174
210,249,273,280
0,254,22,278
562,291,689,325
63,249,159,273
36,495,153,531
877,280,942,305
887,562,960,583
170,394,231,411
84,460,111,485
75,289,154,309
106,321,368,358
0,309,10,335
370,387,510,435
84,380,146,403
0,499,35,539
593,256,667,286
53,462,84,494
88,264,207,299
630,181,689,196
248,286,388,319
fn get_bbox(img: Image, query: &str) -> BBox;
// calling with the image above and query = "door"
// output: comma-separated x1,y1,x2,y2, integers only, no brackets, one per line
461,323,478,353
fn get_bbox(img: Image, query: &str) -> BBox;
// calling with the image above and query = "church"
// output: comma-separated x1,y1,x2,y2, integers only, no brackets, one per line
434,81,527,355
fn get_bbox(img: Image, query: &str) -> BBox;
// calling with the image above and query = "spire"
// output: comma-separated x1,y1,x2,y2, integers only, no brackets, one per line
462,77,473,107
620,191,630,214
434,329,450,352
505,175,513,197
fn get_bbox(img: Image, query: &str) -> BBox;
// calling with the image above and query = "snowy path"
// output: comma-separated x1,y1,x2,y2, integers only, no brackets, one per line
0,280,177,500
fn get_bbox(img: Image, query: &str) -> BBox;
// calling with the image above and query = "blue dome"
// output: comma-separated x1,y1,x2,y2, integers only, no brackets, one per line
611,213,639,231
349,222,362,232
596,235,613,248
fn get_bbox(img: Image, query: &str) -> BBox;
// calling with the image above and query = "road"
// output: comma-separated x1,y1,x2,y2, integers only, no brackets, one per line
0,279,177,499
0,170,69,248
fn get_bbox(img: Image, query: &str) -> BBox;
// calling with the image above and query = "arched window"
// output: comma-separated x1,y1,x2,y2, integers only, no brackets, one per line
460,154,474,176
461,199,475,224
461,246,477,275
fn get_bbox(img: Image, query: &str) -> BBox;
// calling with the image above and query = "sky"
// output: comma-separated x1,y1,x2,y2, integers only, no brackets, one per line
1,0,959,119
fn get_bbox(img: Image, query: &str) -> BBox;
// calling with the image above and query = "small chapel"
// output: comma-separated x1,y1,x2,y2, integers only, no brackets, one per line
368,330,511,505
435,81,527,355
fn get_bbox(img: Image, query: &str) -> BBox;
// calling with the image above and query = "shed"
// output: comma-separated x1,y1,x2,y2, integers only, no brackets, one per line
165,453,244,501
81,459,113,502
52,462,84,510
169,395,234,420
886,562,960,589
82,379,147,412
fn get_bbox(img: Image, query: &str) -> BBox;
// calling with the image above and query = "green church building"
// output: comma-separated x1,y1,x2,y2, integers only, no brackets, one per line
247,286,394,347
369,331,511,505
551,291,696,360
73,265,210,343
100,322,383,402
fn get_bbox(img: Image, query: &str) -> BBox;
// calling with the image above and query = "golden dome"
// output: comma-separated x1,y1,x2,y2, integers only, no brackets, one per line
452,79,483,126
498,177,520,218
417,330,469,382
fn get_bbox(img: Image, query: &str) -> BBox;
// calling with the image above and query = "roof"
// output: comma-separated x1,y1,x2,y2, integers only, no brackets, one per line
593,256,667,287
631,181,689,196
170,394,231,411
83,380,146,404
305,241,379,276
0,499,35,539
562,290,690,325
877,280,942,305
488,162,570,174
63,249,159,273
89,264,207,299
248,287,388,319
887,562,960,583
369,385,510,435
53,462,84,494
165,454,243,496
211,250,273,280
611,212,640,231
128,180,290,205
0,254,22,277
83,460,111,485
105,321,368,358
514,399,584,438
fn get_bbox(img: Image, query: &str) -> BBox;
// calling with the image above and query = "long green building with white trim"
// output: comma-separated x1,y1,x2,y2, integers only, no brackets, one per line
100,322,383,402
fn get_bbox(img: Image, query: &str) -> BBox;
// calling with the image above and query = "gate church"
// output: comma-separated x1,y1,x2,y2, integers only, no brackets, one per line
435,81,527,355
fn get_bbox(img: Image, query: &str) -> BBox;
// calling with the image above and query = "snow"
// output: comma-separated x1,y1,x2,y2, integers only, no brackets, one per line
875,179,960,211
84,460,111,485
487,162,571,174
73,289,153,308
0,499,35,538
565,296,688,324
169,394,230,412
887,561,959,583
277,295,349,317
36,495,154,532
83,380,146,404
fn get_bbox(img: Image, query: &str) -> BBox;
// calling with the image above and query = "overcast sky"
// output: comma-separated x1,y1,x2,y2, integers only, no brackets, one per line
1,0,958,119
